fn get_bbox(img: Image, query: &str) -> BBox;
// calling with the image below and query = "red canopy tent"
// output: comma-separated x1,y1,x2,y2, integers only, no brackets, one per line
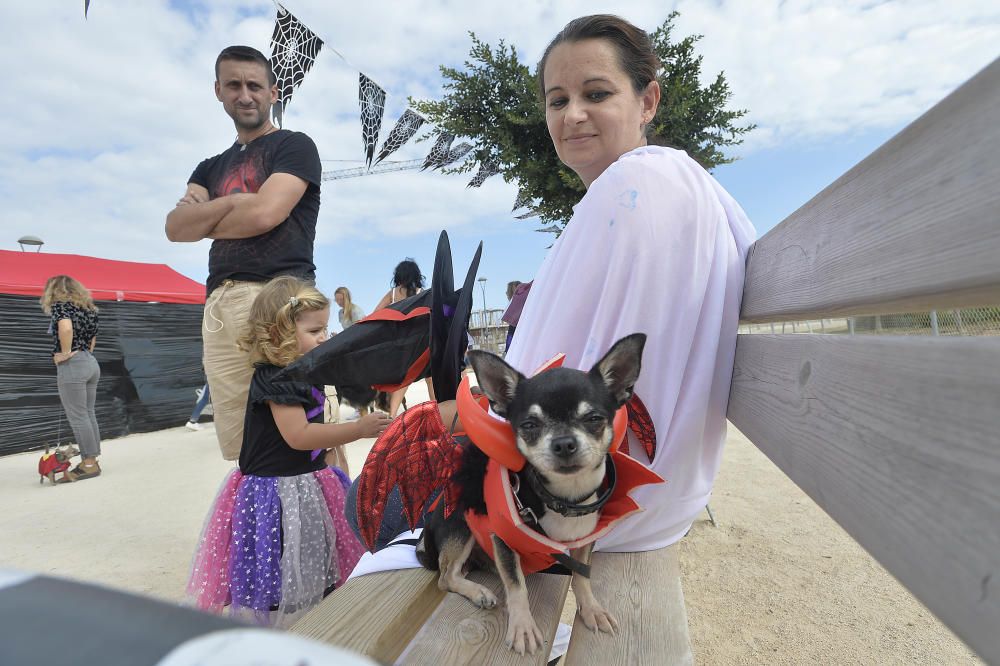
0,250,205,304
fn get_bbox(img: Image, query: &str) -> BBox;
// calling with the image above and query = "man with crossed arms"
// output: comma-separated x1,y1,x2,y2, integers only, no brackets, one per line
166,45,322,461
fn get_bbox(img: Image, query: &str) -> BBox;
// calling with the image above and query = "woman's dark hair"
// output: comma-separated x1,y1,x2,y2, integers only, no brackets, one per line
537,15,660,99
392,259,425,297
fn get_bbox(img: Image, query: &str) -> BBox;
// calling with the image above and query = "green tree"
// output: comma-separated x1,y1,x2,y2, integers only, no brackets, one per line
412,12,755,232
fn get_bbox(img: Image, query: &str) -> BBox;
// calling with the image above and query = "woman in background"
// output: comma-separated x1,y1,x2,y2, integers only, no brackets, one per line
373,259,434,415
40,275,103,481
334,286,365,331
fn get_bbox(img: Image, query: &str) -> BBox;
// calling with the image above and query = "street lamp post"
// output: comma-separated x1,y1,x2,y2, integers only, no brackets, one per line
477,277,488,351
17,235,44,252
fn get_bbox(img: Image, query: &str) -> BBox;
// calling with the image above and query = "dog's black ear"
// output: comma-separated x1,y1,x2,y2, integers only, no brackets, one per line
468,350,524,417
590,333,646,406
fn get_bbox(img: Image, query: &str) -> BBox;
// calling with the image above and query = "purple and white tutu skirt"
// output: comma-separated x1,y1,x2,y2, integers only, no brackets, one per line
187,467,364,627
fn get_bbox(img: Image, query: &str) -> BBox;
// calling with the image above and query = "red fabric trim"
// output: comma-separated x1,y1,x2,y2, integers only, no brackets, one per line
372,347,430,393
626,393,657,461
467,448,665,574
358,306,430,324
0,249,204,304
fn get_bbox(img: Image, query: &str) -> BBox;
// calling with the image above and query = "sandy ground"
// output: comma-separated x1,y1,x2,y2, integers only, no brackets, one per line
0,380,982,664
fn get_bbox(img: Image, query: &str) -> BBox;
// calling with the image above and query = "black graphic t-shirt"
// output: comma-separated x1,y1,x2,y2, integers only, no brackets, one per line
189,130,322,296
49,302,100,354
239,363,326,478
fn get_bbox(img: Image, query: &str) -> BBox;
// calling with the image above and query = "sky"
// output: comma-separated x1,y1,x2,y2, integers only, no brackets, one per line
2,1,997,322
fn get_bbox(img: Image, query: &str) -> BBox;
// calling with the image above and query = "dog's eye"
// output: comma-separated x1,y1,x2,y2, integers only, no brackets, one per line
519,419,539,431
586,413,605,424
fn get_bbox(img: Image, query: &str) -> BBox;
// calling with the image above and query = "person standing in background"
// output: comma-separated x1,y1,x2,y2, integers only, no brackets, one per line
164,45,322,462
334,287,365,331
372,260,434,416
40,275,103,482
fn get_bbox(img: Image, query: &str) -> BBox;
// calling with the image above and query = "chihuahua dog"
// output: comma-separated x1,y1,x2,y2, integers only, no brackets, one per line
416,333,646,655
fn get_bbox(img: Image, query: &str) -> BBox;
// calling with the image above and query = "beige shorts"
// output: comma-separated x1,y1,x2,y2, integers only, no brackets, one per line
203,280,264,461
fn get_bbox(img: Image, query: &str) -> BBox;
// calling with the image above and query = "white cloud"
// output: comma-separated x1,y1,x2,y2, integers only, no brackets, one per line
1,0,996,291
674,0,999,149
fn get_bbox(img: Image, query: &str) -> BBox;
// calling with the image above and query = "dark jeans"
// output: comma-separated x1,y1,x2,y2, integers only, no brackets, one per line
56,351,101,458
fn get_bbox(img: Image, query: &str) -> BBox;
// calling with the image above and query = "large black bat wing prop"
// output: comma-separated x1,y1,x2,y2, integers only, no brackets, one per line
279,231,481,402
355,402,464,551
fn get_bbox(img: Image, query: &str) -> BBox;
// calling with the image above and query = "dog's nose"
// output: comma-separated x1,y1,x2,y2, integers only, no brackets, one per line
550,435,578,458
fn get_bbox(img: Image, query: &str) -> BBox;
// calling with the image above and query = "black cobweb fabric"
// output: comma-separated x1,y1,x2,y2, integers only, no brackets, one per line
269,4,324,127
359,74,387,168
467,159,500,188
421,132,454,170
374,109,425,166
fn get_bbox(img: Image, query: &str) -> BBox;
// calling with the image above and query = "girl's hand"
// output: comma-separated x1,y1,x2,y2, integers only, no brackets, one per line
53,350,78,365
357,412,392,438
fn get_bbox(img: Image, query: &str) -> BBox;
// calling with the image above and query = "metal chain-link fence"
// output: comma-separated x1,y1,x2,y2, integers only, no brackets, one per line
740,306,1000,336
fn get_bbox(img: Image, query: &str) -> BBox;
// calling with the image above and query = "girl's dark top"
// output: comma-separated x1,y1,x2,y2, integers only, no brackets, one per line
49,302,99,354
238,363,326,477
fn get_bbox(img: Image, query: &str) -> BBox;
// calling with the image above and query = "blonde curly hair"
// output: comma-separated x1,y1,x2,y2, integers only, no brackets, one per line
40,275,97,314
238,276,330,367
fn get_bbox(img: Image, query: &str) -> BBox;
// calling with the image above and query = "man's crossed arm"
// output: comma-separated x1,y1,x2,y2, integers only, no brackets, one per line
164,172,308,242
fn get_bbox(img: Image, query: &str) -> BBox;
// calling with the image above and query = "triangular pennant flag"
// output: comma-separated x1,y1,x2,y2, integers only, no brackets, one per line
421,132,454,170
512,188,533,212
374,109,426,166
517,210,541,220
359,74,387,169
467,159,500,188
441,142,473,167
269,3,324,128
84,0,91,18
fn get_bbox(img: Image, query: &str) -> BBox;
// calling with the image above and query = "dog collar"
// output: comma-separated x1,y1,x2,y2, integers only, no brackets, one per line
519,455,618,518
456,371,629,473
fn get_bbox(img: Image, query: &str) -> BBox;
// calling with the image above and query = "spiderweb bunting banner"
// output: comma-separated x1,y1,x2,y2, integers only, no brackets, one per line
467,159,500,188
374,109,426,166
359,73,387,169
421,132,454,170
269,4,324,128
512,188,533,212
443,142,473,167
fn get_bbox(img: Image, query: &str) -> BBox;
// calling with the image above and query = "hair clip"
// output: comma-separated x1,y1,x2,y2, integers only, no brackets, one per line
289,296,299,307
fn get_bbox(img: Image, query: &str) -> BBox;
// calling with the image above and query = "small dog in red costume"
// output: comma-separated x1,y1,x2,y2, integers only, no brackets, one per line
422,334,662,654
38,444,79,485
357,334,663,655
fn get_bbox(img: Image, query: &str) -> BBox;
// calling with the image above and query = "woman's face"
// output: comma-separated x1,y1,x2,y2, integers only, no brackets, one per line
543,38,659,188
334,292,345,307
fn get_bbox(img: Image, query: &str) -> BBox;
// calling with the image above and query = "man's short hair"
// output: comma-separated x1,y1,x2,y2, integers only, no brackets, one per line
215,45,276,86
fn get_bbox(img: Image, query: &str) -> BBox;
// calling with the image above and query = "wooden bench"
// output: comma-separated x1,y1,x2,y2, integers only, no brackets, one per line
291,57,999,664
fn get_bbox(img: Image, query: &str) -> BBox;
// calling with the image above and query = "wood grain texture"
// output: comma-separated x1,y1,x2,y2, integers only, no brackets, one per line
727,334,1000,663
740,57,1000,323
290,567,444,664
564,547,693,666
397,569,570,665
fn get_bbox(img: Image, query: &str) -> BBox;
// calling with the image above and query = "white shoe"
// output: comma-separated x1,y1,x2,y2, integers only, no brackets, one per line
185,421,201,431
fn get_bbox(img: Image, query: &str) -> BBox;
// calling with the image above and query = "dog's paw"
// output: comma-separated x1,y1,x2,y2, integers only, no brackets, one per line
578,602,619,635
475,587,497,609
505,614,544,655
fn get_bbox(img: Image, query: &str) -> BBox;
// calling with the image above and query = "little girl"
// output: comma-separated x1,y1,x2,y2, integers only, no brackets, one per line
188,276,391,627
